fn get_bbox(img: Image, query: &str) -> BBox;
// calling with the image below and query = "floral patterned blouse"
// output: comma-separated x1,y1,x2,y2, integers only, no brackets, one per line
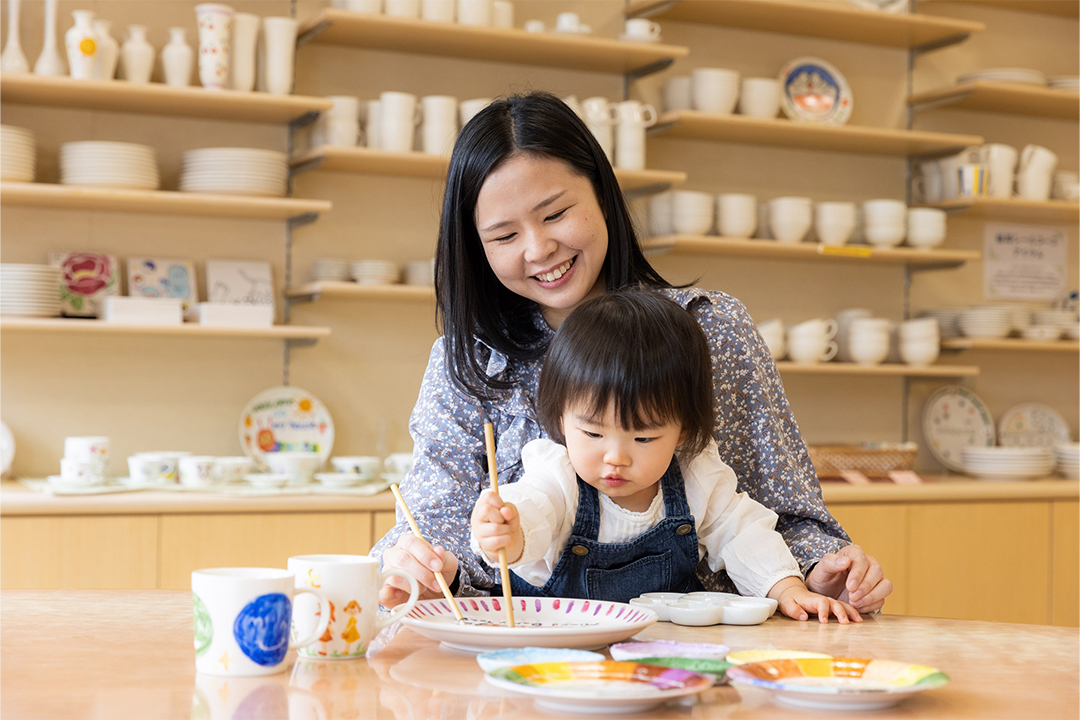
369,287,850,596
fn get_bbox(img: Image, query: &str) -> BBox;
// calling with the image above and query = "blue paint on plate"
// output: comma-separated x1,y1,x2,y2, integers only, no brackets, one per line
234,593,292,666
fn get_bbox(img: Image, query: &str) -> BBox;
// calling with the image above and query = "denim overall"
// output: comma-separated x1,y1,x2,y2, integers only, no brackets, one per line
493,455,705,604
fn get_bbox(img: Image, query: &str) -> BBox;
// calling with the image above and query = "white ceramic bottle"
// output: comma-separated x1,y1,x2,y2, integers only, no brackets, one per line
33,0,66,76
120,25,154,83
161,27,194,87
1,0,30,74
92,20,119,80
64,10,98,80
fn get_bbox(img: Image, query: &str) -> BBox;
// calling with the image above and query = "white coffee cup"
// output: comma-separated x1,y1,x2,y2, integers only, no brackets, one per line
717,193,757,239
289,555,420,660
180,455,217,487
319,95,361,147
459,97,492,127
906,207,946,249
738,77,781,119
1016,144,1058,200
457,0,491,25
671,190,714,235
979,143,1018,199
787,327,838,364
192,568,331,676
379,91,420,152
756,319,786,360
331,456,381,478
912,160,943,204
768,196,812,244
692,68,740,114
422,0,455,21
420,95,458,155
266,451,323,485
623,18,661,40
492,0,513,28
364,99,382,149
938,147,980,199
384,0,420,18
814,201,856,246
583,96,618,161
60,457,106,485
957,162,988,197
663,76,692,112
213,457,255,484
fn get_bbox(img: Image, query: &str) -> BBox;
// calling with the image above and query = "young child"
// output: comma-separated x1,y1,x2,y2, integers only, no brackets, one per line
471,288,861,623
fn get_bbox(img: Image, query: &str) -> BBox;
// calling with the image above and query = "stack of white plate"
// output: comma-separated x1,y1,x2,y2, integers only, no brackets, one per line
0,264,62,317
961,446,1055,481
1049,76,1080,91
59,141,159,189
1054,444,1080,478
352,260,399,285
959,306,1012,338
957,68,1047,86
919,308,964,339
179,148,288,197
1,125,35,182
1033,309,1078,331
310,259,352,282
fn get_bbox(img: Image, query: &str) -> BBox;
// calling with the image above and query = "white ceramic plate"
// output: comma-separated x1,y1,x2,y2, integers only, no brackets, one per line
922,385,995,471
238,386,335,470
997,403,1071,448
401,597,657,653
779,56,853,125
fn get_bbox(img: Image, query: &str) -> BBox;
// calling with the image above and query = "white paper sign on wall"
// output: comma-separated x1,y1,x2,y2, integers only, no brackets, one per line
983,223,1068,301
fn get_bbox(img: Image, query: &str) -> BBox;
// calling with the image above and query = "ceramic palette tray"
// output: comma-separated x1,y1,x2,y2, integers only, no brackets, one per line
485,661,713,715
726,656,949,711
400,597,657,653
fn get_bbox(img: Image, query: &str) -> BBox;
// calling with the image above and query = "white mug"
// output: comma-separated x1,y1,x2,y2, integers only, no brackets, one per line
979,143,1018,199
717,193,757,239
379,91,420,152
938,147,980,200
421,0,455,21
319,95,361,147
957,162,988,197
613,101,657,171
288,555,419,660
583,96,618,161
738,77,781,119
691,68,740,115
623,18,661,40
180,455,217,486
261,17,298,95
457,0,491,26
1016,144,1058,200
459,97,492,127
912,160,943,204
420,95,458,155
192,568,331,676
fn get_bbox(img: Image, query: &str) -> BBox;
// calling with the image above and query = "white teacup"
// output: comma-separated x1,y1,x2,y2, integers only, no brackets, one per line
738,77,781,119
192,568,331,676
613,101,657,171
331,456,381,478
60,457,106,485
787,336,838,364
266,451,323,485
213,456,255,484
131,451,185,483
623,18,661,40
65,436,110,464
906,208,946,249
289,555,420,660
691,68,740,115
717,193,757,239
671,190,714,235
814,202,856,246
179,455,217,487
768,197,812,244
384,452,414,478
756,319,786,360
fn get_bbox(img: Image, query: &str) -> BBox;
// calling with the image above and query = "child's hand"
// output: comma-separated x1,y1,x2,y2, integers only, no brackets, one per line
471,489,524,564
768,576,863,624
379,533,459,608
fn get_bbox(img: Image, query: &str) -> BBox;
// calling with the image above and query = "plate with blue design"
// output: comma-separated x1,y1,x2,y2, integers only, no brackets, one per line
779,57,853,126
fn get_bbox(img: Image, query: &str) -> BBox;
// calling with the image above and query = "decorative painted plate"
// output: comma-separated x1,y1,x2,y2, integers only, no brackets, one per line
485,661,713,715
727,657,949,711
779,56,853,125
476,647,605,672
997,403,1071,448
726,649,831,666
400,597,657,653
238,386,335,470
922,385,995,472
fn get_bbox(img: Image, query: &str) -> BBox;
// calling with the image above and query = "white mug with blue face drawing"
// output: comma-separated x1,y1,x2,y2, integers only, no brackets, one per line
192,568,331,676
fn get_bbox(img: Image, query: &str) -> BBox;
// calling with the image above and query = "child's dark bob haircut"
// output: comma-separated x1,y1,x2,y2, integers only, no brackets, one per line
537,288,714,459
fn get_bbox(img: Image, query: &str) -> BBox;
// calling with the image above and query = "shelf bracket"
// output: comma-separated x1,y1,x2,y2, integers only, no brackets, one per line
911,32,972,56
624,0,676,20
289,156,325,178
287,212,320,229
646,119,678,138
297,19,333,46
908,89,975,115
288,110,322,133
285,337,320,350
284,291,320,305
624,58,675,96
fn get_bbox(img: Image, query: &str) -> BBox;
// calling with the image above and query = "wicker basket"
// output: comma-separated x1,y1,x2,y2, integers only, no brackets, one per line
808,443,918,477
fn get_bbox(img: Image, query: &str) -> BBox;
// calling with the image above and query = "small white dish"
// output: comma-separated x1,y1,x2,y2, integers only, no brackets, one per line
243,472,290,489
313,472,365,488
666,601,723,627
639,592,685,602
721,599,773,625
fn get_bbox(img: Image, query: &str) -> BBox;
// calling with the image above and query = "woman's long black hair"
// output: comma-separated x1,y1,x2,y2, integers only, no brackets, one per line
435,91,671,398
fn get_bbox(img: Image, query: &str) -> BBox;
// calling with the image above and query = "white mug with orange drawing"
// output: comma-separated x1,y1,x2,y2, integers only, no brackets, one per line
288,555,420,660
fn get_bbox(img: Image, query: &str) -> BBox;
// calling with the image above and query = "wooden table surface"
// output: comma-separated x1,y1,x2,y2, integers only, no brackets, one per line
2,590,1077,719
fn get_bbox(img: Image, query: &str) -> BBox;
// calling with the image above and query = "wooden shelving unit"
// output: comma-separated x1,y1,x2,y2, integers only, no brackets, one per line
286,282,434,303
776,361,979,377
928,197,1080,223
625,0,985,50
0,182,331,221
289,146,687,193
942,338,1080,353
297,9,688,75
651,111,983,157
0,318,332,340
920,0,1079,19
0,74,332,124
908,81,1080,121
642,235,979,268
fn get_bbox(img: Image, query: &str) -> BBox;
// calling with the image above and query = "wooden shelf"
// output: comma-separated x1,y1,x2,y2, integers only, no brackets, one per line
0,183,331,221
928,197,1080,222
626,0,985,50
642,235,979,268
0,318,331,340
286,282,435,303
920,0,1079,18
942,337,1080,352
298,9,688,75
652,111,982,157
776,361,979,377
0,74,331,124
909,81,1080,120
290,146,687,193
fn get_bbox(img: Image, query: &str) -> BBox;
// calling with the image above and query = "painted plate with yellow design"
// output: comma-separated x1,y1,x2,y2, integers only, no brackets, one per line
238,386,335,470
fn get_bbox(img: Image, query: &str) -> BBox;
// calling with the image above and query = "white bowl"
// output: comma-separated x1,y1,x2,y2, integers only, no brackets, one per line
266,451,323,485
721,599,773,625
331,455,380,476
1021,325,1064,341
667,601,723,626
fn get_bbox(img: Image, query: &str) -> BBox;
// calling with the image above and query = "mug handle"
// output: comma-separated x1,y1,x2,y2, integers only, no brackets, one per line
821,340,839,362
289,588,332,650
376,568,421,632
823,319,838,341
640,104,658,128
606,103,620,123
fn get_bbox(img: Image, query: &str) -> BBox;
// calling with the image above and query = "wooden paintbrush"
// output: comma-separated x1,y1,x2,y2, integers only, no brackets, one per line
484,422,516,628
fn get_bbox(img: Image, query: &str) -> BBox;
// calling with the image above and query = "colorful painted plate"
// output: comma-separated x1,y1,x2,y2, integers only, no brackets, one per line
610,640,728,661
779,56,853,125
922,385,995,472
726,649,831,666
238,386,335,470
997,403,1071,448
476,647,605,672
727,657,949,711
401,597,657,653
485,661,713,715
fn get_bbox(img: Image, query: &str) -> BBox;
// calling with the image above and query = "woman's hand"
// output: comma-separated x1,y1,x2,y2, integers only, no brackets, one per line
378,533,459,608
471,489,524,564
768,576,862,624
805,544,892,613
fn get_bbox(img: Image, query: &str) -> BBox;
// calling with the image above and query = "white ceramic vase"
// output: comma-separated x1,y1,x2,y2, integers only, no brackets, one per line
33,0,65,76
261,17,297,95
92,20,119,80
1,0,30,74
120,25,154,83
64,10,98,80
161,27,194,87
230,13,259,92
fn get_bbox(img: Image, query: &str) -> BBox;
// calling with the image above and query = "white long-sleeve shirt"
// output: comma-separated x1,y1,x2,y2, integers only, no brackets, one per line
471,438,802,599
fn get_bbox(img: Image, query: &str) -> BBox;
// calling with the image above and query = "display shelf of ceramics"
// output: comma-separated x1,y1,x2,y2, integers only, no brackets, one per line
908,81,1080,121
285,281,434,303
941,337,1080,353
290,145,688,194
641,235,980,268
775,361,979,377
297,9,689,75
625,0,985,50
0,182,331,221
919,0,1079,19
0,74,332,125
649,111,984,157
0,317,331,340
926,197,1080,222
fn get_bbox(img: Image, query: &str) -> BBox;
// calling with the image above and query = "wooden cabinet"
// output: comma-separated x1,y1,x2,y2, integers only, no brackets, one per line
1051,501,1079,627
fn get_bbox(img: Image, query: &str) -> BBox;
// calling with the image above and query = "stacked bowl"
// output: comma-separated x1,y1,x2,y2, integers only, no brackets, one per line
898,317,940,366
959,306,1011,338
1054,444,1079,478
179,148,288,197
906,208,947,250
0,264,62,317
862,199,907,248
960,446,1055,480
403,259,435,286
1,125,35,182
310,258,352,282
847,317,890,366
60,141,159,189
671,191,714,235
352,260,399,285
